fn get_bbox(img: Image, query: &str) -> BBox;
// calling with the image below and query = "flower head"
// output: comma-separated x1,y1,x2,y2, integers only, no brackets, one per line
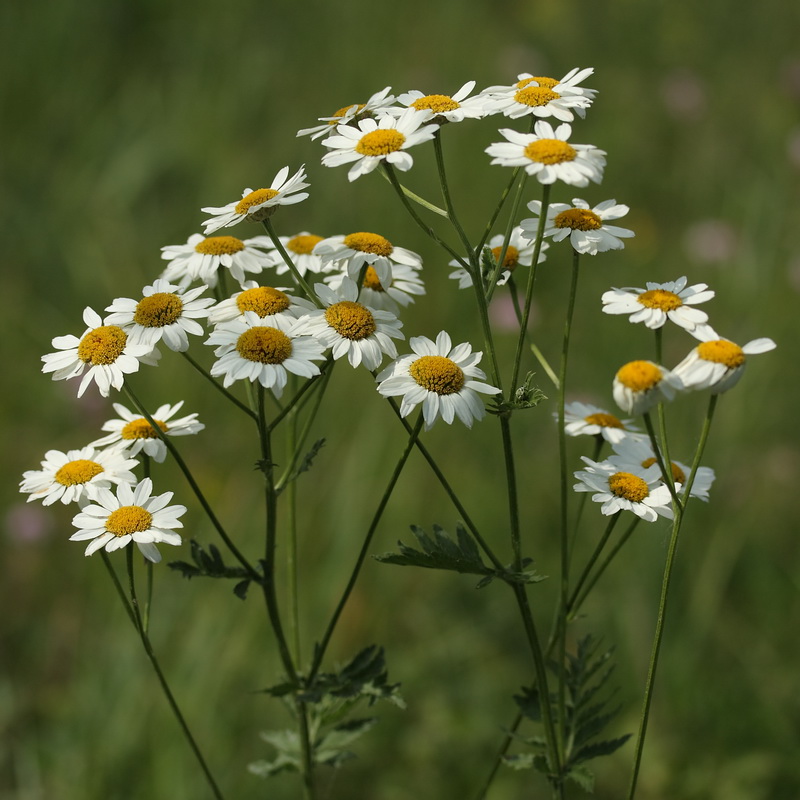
562,401,644,444
20,446,138,506
208,282,314,326
91,402,204,463
201,166,309,234
297,87,396,140
522,198,634,255
325,262,425,314
612,360,681,415
486,122,605,187
390,81,489,123
376,331,501,430
321,109,439,182
261,232,333,278
601,277,714,333
41,307,158,398
69,478,184,563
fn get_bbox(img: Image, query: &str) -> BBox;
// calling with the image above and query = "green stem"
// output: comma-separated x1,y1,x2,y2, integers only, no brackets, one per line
566,513,621,616
269,357,333,432
377,166,449,217
476,166,523,255
473,711,524,800
643,413,681,509
485,173,529,304
285,377,302,665
627,396,718,799
262,218,323,308
181,351,257,421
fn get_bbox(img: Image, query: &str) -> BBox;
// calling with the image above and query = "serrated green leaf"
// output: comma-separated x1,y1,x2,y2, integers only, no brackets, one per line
571,734,632,765
566,764,596,793
502,753,536,771
317,717,377,753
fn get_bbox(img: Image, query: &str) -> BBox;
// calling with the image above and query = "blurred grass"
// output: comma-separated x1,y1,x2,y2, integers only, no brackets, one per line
2,0,799,798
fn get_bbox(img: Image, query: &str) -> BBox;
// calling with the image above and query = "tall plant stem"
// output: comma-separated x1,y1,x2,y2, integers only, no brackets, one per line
485,171,529,304
262,218,323,308
309,415,424,681
627,395,718,799
122,548,226,800
181,351,257,421
285,377,302,664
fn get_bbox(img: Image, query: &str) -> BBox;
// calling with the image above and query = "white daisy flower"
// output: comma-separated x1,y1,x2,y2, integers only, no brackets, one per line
325,262,425,314
160,233,273,289
105,279,214,353
672,330,776,394
207,281,314,325
613,360,682,415
573,457,674,522
291,278,403,371
20,446,138,507
41,307,158,398
601,277,714,333
90,402,204,464
607,437,715,501
206,312,325,396
321,109,439,182
297,86,396,140
485,122,606,187
376,331,501,430
69,478,184,563
521,198,634,255
260,232,333,277
201,166,310,234
389,80,489,123
313,231,422,289
481,68,596,121
561,401,644,444
448,228,549,289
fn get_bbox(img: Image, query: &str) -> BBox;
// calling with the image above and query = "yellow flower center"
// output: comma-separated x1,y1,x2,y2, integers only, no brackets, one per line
236,327,293,364
343,232,394,257
516,76,559,89
584,412,624,429
491,245,520,269
134,293,184,328
409,355,465,395
514,86,561,107
523,139,577,165
121,418,168,440
411,94,460,113
641,457,686,484
77,326,128,365
328,103,366,124
554,209,603,231
234,188,279,216
324,301,377,340
105,505,153,537
286,234,324,255
608,472,650,503
54,459,104,486
355,129,406,157
637,289,683,312
696,340,745,368
194,236,245,256
362,266,385,292
616,361,663,392
236,287,291,317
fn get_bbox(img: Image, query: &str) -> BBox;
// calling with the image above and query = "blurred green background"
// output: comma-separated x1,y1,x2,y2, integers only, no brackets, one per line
2,0,799,798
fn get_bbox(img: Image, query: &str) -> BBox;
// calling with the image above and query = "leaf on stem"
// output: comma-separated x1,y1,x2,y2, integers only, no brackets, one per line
168,539,258,599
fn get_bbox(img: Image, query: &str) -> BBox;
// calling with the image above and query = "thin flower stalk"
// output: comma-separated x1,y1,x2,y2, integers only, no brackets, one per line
262,218,323,308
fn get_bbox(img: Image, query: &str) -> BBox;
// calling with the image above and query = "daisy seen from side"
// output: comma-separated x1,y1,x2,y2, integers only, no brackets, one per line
291,278,403,371
389,81,489,123
20,445,138,507
376,331,501,430
41,307,158,398
321,109,439,182
201,166,310,235
69,478,184,563
261,232,332,277
486,122,606,187
612,360,682,416
325,262,425,314
562,401,644,444
521,198,634,255
90,402,204,463
297,86,396,140
208,282,314,326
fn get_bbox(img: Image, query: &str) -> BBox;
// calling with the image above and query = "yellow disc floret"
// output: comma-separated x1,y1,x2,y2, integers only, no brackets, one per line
514,86,561,107
554,209,602,231
236,287,291,317
616,361,663,392
286,234,324,255
55,459,104,486
608,472,650,503
343,232,394,256
491,245,520,269
584,412,624,429
236,327,293,364
355,129,406,156
324,301,376,340
637,289,683,312
362,266,385,291
77,326,128,365
121,418,168,440
696,340,745,368
411,94,460,114
328,103,366,125
516,76,559,90
235,188,279,216
105,505,153,536
409,355,465,395
134,293,184,328
641,457,686,484
194,236,245,256
523,139,577,165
